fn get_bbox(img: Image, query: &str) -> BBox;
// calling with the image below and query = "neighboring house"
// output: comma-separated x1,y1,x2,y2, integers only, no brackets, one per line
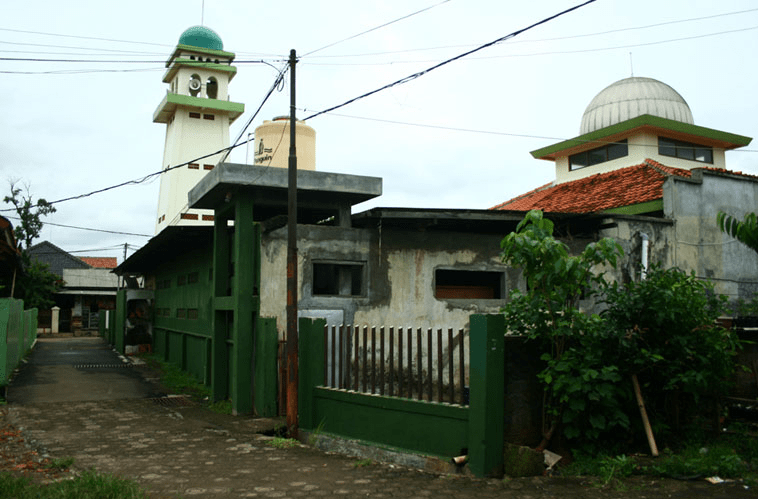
493,76,757,303
28,241,118,332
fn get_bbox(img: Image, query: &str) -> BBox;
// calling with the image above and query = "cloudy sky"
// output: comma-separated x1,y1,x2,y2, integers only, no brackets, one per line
1,0,757,263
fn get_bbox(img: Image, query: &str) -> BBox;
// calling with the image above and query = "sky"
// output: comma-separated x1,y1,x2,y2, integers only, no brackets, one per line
1,0,757,264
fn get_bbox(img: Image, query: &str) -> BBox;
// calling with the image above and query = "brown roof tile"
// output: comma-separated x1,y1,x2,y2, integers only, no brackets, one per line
80,257,118,269
491,159,693,214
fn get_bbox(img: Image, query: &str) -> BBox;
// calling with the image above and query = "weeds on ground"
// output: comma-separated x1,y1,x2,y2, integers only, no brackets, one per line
138,353,231,414
353,459,373,468
270,437,299,449
561,430,758,487
0,470,148,498
45,456,75,470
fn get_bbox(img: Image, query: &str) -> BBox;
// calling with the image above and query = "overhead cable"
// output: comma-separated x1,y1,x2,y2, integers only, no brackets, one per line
304,0,596,121
302,0,451,57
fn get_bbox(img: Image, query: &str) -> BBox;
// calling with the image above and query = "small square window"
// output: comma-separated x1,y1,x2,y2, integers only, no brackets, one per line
189,112,201,119
313,262,364,296
203,114,215,120
176,309,187,319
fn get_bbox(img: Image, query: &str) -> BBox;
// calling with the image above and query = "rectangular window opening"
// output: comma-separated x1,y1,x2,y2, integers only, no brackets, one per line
570,140,628,171
189,112,201,119
203,114,215,120
435,269,504,299
313,262,364,297
658,137,713,164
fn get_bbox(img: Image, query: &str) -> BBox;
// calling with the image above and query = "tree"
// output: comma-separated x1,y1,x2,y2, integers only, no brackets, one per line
501,210,626,447
717,211,758,254
3,180,61,308
3,180,56,251
502,210,740,451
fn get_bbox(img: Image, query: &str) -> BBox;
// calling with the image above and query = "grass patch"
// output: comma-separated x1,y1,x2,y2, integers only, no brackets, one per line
138,353,231,414
561,430,758,486
0,470,148,498
353,458,373,468
45,456,75,470
270,437,299,449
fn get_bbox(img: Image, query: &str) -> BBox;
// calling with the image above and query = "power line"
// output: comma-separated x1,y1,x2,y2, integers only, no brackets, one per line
5,215,151,237
0,26,174,48
302,0,451,57
302,6,758,59
304,0,597,121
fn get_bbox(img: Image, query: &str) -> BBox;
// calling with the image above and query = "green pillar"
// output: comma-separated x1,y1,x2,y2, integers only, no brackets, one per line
298,317,326,431
115,289,127,354
468,314,505,477
231,196,255,415
212,208,231,403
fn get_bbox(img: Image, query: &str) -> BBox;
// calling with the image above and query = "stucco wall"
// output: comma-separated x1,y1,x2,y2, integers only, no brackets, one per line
664,170,758,302
260,224,512,338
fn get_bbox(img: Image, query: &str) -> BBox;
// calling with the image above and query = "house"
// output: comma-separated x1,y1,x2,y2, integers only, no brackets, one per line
493,76,758,303
27,241,118,333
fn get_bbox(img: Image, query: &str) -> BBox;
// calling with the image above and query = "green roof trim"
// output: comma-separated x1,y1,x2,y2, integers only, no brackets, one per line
153,93,245,124
531,114,752,160
602,199,663,216
163,59,238,83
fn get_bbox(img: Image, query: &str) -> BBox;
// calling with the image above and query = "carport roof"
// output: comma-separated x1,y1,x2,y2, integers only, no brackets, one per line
188,163,382,224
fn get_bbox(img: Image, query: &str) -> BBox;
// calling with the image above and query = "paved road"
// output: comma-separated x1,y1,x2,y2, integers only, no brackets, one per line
3,337,756,498
5,337,160,404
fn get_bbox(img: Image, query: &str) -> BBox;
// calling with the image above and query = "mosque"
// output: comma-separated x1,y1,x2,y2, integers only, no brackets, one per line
116,25,758,414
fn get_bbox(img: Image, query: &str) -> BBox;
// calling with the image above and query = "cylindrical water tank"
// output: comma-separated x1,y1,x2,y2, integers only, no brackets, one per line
253,116,316,170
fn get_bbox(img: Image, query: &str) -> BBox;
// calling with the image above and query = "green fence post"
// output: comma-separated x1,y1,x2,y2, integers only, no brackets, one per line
468,313,505,478
0,299,10,386
254,316,278,417
298,317,326,431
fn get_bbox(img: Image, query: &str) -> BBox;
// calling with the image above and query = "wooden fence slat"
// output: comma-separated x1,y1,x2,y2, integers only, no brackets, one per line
427,328,433,402
389,327,394,397
330,326,336,388
459,329,465,405
398,327,404,397
371,326,376,394
322,326,327,386
354,326,359,392
345,325,351,390
379,326,385,396
416,327,422,401
448,328,454,404
437,328,443,403
407,327,413,398
362,326,368,392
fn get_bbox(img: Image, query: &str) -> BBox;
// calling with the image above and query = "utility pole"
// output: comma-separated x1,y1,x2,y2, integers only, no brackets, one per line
286,49,299,438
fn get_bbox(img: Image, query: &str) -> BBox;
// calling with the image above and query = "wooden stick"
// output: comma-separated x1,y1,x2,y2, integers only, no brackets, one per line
632,374,659,457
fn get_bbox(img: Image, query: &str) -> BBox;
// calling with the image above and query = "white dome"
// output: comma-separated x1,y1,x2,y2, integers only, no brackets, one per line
580,77,694,135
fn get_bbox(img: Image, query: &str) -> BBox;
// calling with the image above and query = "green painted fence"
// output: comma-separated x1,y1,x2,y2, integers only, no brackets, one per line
299,314,505,477
0,298,38,387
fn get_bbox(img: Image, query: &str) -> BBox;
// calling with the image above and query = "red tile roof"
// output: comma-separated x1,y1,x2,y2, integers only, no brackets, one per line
80,257,118,269
491,159,693,214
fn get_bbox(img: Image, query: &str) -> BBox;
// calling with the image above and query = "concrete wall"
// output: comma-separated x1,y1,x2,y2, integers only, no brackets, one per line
260,223,512,338
664,169,758,302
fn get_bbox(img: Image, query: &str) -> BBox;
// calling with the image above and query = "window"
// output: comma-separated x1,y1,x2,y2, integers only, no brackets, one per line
187,309,199,320
189,112,201,119
569,140,628,171
206,77,218,99
658,137,713,164
187,271,199,284
176,309,187,319
203,114,215,120
188,163,200,169
435,269,503,299
177,275,187,286
313,262,364,296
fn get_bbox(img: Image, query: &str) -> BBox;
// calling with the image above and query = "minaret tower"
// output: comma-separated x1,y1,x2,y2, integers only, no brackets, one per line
153,26,244,234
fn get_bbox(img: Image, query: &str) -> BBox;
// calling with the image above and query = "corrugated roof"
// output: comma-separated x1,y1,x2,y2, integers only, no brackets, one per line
491,159,692,214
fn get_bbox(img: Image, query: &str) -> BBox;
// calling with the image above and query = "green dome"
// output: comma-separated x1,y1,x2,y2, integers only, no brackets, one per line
178,26,223,51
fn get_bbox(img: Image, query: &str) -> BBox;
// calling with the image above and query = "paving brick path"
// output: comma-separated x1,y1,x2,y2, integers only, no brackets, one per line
3,338,756,498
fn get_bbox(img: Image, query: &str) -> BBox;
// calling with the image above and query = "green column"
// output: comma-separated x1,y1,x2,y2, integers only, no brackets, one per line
231,196,255,415
212,209,231,403
298,317,326,431
468,313,505,477
115,290,127,354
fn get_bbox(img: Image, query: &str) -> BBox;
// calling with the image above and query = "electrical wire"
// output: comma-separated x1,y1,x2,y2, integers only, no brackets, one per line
4,216,152,237
302,0,451,57
303,0,597,121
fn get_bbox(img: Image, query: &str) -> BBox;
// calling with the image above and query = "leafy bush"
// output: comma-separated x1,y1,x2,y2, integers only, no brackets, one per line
501,210,741,451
